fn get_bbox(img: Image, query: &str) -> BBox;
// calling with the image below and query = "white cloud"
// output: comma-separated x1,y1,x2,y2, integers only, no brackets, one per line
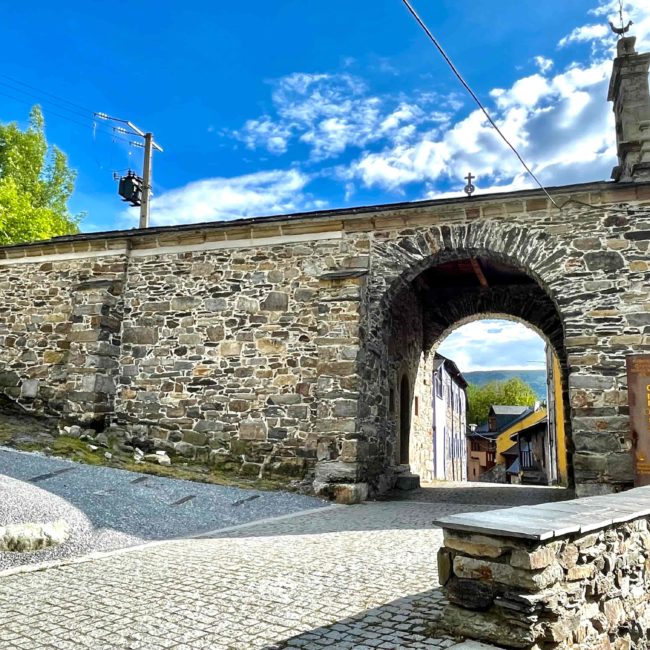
437,319,546,372
122,169,320,227
343,27,625,193
558,24,609,48
534,56,554,73
120,0,650,230
232,72,455,161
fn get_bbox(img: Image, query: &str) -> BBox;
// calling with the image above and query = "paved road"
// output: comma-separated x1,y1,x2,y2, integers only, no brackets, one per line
0,447,327,570
0,482,566,649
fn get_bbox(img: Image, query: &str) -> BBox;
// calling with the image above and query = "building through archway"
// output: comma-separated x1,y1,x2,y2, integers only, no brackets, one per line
358,244,572,495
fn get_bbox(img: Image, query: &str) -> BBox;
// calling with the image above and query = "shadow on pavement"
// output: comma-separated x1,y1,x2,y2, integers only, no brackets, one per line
259,586,454,649
387,482,574,506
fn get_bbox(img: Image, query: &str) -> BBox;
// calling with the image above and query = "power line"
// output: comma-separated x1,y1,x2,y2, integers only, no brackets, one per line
0,77,92,120
400,0,560,209
0,87,131,143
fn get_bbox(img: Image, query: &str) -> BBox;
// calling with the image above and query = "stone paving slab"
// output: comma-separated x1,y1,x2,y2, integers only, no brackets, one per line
0,481,562,649
0,500,504,649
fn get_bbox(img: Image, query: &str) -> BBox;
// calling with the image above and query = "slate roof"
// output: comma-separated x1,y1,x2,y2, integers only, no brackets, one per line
489,405,533,432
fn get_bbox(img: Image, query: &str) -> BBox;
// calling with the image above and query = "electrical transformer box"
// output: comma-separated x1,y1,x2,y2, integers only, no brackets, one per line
118,172,143,206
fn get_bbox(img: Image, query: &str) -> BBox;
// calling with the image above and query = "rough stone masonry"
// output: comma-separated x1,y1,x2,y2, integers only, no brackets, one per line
435,487,650,649
0,36,649,502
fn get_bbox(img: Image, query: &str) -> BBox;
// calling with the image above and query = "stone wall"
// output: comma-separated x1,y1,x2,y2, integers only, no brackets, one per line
0,182,649,498
411,351,435,483
0,255,127,426
357,186,650,496
435,488,650,648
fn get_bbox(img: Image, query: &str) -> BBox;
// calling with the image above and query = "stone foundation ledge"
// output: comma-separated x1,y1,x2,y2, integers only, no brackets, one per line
434,486,650,649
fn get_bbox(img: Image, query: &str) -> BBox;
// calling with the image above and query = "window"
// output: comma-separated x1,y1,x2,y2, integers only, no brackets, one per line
434,373,442,398
414,396,419,416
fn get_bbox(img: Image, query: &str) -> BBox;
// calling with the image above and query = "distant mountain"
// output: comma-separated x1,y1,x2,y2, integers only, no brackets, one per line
463,369,547,401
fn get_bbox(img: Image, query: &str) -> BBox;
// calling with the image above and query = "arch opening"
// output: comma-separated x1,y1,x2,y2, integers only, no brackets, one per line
360,251,573,494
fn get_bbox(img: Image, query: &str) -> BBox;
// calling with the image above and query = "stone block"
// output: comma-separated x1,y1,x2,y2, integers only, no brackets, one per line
220,341,242,357
329,482,368,504
314,460,362,483
339,439,369,463
122,327,158,345
267,458,306,478
261,291,289,311
173,441,196,458
20,379,39,398
444,533,509,560
68,330,100,343
438,548,453,585
183,430,208,446
566,564,594,581
171,297,201,311
94,375,116,395
0,371,20,387
445,577,496,611
236,296,259,313
606,452,634,481
43,350,65,364
570,375,615,390
256,338,285,354
395,473,420,490
584,251,625,272
206,325,225,341
205,298,228,311
239,420,267,441
178,333,203,346
453,556,563,590
333,399,357,417
269,393,302,405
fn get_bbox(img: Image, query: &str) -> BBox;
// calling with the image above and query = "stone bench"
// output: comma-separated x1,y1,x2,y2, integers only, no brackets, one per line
434,487,650,649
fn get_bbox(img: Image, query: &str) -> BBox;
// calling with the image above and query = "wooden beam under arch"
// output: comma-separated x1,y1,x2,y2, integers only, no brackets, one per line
470,257,489,288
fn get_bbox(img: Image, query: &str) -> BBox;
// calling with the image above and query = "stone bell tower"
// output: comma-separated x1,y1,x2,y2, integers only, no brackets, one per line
608,35,650,182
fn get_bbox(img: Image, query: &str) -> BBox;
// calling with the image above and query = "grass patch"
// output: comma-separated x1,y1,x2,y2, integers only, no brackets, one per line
1,416,299,492
122,461,291,491
49,435,105,465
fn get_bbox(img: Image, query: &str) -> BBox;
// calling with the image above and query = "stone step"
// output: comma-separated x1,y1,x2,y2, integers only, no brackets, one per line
395,473,420,491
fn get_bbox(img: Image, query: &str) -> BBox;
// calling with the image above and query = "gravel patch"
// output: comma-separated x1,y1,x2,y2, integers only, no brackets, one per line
0,447,327,570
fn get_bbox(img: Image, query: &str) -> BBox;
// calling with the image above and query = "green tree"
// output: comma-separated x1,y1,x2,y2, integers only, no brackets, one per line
467,377,537,425
0,106,80,245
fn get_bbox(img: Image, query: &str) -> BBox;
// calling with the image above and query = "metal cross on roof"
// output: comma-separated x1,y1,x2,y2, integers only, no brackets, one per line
464,172,475,197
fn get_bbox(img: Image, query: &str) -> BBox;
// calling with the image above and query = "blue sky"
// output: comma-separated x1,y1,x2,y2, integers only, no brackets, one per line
1,0,648,371
437,319,547,372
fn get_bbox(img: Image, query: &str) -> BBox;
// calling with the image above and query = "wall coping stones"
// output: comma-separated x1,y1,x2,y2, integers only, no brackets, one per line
435,485,650,540
1,180,647,265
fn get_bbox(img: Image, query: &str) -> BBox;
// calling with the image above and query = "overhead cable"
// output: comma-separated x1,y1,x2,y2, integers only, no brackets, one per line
400,0,560,209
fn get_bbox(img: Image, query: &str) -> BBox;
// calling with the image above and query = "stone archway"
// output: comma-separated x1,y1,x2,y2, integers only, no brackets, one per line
355,221,600,496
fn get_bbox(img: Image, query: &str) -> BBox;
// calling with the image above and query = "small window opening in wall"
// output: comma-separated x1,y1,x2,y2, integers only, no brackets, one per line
414,396,419,416
389,389,395,413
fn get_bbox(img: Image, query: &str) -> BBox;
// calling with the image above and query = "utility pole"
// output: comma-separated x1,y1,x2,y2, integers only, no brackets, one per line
140,132,154,229
94,113,163,229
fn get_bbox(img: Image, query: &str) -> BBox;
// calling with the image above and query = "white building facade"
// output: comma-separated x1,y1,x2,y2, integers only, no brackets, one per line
432,354,468,481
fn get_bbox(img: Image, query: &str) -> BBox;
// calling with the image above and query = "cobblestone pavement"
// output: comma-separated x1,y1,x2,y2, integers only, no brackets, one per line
0,485,564,649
